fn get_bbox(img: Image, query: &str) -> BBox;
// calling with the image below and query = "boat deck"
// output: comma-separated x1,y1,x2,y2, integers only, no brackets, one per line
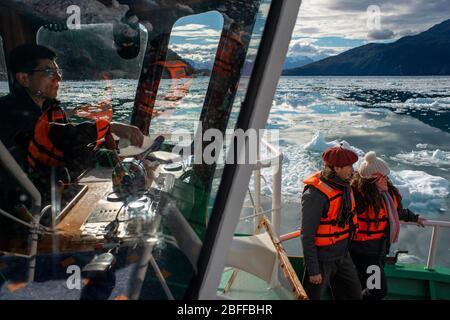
219,256,450,300
219,268,294,299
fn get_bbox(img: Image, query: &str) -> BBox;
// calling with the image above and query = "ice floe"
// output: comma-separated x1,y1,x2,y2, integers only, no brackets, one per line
303,131,364,157
298,132,450,215
390,170,449,213
391,149,450,167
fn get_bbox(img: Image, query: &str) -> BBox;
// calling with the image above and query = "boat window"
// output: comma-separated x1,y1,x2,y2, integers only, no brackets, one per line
37,23,148,123
0,36,8,95
0,0,276,300
149,11,223,137
206,2,273,218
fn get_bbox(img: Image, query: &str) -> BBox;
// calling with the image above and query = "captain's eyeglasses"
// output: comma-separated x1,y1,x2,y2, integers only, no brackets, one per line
31,68,63,79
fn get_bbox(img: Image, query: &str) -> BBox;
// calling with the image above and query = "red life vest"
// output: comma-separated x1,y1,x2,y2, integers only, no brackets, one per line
27,104,110,168
353,193,399,242
303,172,358,247
27,104,67,168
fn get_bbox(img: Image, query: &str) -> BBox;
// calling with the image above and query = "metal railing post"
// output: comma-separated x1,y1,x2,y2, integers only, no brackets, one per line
254,141,262,230
272,152,282,236
426,226,440,270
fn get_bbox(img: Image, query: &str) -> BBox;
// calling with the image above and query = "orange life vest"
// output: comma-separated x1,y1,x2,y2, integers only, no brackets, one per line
303,172,358,247
27,105,110,168
353,193,399,242
27,104,67,168
95,118,110,147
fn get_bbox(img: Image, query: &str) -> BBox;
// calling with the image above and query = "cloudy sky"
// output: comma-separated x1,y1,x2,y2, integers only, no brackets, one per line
168,11,224,69
167,0,450,67
290,0,450,61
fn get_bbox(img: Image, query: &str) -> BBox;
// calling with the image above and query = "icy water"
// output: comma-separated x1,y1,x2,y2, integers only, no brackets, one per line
1,76,449,267
269,77,450,268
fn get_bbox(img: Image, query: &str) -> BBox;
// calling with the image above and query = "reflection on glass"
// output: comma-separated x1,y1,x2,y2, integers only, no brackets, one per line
0,0,274,300
37,23,148,123
149,11,223,137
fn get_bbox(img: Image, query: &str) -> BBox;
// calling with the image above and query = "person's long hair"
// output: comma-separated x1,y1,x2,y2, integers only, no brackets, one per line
351,172,403,216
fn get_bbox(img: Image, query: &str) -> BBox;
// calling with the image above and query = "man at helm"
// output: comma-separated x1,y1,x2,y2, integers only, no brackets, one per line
0,44,143,235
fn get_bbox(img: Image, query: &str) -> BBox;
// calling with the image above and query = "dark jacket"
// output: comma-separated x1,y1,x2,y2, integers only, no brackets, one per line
0,86,43,164
0,87,99,229
301,185,351,276
0,86,43,237
351,191,419,256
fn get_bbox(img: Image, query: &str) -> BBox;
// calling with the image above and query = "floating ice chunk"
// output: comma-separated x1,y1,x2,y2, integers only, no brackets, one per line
390,170,449,214
403,97,450,111
303,132,332,152
397,253,424,265
391,170,449,198
416,143,428,149
391,149,450,167
303,131,364,157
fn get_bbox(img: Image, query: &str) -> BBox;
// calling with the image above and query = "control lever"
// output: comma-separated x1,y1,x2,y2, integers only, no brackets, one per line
104,219,120,242
139,135,165,162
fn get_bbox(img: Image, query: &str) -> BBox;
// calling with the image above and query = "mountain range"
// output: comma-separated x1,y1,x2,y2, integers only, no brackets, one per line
283,19,450,76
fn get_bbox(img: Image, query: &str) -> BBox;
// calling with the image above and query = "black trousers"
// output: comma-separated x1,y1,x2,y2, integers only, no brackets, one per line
302,253,362,300
350,251,388,300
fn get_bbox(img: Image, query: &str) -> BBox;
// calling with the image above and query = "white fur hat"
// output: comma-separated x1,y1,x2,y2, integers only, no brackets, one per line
358,151,390,178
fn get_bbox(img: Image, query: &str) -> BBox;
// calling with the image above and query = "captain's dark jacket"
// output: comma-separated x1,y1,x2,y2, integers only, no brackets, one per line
0,86,42,163
0,86,43,238
0,86,98,237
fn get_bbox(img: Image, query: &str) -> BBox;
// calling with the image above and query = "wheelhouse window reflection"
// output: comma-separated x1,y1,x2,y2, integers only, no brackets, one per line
0,0,279,300
37,23,148,123
149,11,223,137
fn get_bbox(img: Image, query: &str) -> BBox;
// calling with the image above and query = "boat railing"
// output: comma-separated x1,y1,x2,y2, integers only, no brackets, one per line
239,138,450,271
400,219,450,270
239,138,283,235
278,220,450,270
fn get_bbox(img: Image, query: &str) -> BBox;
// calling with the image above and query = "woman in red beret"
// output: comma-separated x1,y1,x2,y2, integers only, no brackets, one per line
300,144,362,300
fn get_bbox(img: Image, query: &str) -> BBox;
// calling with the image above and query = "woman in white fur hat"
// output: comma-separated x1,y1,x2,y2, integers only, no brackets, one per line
350,151,426,300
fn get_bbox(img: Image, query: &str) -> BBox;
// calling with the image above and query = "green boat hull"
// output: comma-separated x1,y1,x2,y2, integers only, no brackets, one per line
219,256,450,300
288,256,450,300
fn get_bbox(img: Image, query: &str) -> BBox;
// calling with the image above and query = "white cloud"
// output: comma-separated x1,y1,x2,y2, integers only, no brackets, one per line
294,0,450,40
287,38,348,60
172,24,208,31
171,27,221,38
289,0,450,60
169,43,219,64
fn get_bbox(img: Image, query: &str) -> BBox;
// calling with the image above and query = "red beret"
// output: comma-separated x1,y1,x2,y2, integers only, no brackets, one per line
322,146,358,167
